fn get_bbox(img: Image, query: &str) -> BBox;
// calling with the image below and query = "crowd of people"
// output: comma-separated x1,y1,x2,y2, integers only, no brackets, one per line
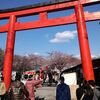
0,72,42,100
56,77,100,100
0,72,100,100
22,70,59,87
76,80,100,100
42,70,59,86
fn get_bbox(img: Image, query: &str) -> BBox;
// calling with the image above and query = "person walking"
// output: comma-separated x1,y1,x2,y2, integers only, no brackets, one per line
21,74,28,85
48,70,53,86
25,75,42,100
76,80,94,100
88,80,100,100
0,76,6,100
56,76,71,100
76,81,84,100
8,72,29,100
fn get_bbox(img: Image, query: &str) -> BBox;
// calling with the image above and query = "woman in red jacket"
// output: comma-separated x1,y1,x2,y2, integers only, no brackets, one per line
25,75,42,100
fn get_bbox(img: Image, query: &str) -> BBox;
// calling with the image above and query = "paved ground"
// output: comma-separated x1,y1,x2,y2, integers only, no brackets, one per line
35,85,78,100
35,86,56,100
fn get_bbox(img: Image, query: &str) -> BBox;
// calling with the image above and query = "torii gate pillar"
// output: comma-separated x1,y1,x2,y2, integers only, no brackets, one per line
3,15,16,90
75,3,94,80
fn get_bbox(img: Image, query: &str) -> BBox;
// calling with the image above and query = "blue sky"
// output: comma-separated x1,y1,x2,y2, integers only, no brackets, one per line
0,0,100,58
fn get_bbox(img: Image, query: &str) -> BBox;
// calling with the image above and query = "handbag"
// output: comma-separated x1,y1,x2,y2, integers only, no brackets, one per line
0,82,6,95
80,93,85,100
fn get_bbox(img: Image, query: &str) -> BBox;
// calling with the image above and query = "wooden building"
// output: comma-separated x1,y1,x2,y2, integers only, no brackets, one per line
61,57,100,86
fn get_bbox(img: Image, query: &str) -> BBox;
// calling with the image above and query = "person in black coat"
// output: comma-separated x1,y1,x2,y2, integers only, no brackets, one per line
76,80,94,100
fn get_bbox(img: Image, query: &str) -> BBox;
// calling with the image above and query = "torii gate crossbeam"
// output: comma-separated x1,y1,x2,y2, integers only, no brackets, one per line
0,0,100,90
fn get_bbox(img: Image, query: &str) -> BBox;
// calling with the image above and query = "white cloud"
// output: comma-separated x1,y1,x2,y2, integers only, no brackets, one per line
74,54,100,59
24,52,40,56
50,30,77,43
91,54,100,58
74,54,81,59
33,52,40,55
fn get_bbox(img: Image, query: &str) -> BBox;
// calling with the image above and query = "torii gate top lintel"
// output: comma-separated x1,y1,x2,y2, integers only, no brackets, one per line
0,0,100,15
0,0,99,13
0,0,77,13
0,0,100,33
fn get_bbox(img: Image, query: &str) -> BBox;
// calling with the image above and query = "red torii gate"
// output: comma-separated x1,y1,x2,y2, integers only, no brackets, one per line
0,0,100,90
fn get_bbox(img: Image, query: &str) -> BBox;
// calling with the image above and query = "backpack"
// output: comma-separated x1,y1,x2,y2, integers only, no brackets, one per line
10,81,29,100
0,81,6,95
11,81,23,95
